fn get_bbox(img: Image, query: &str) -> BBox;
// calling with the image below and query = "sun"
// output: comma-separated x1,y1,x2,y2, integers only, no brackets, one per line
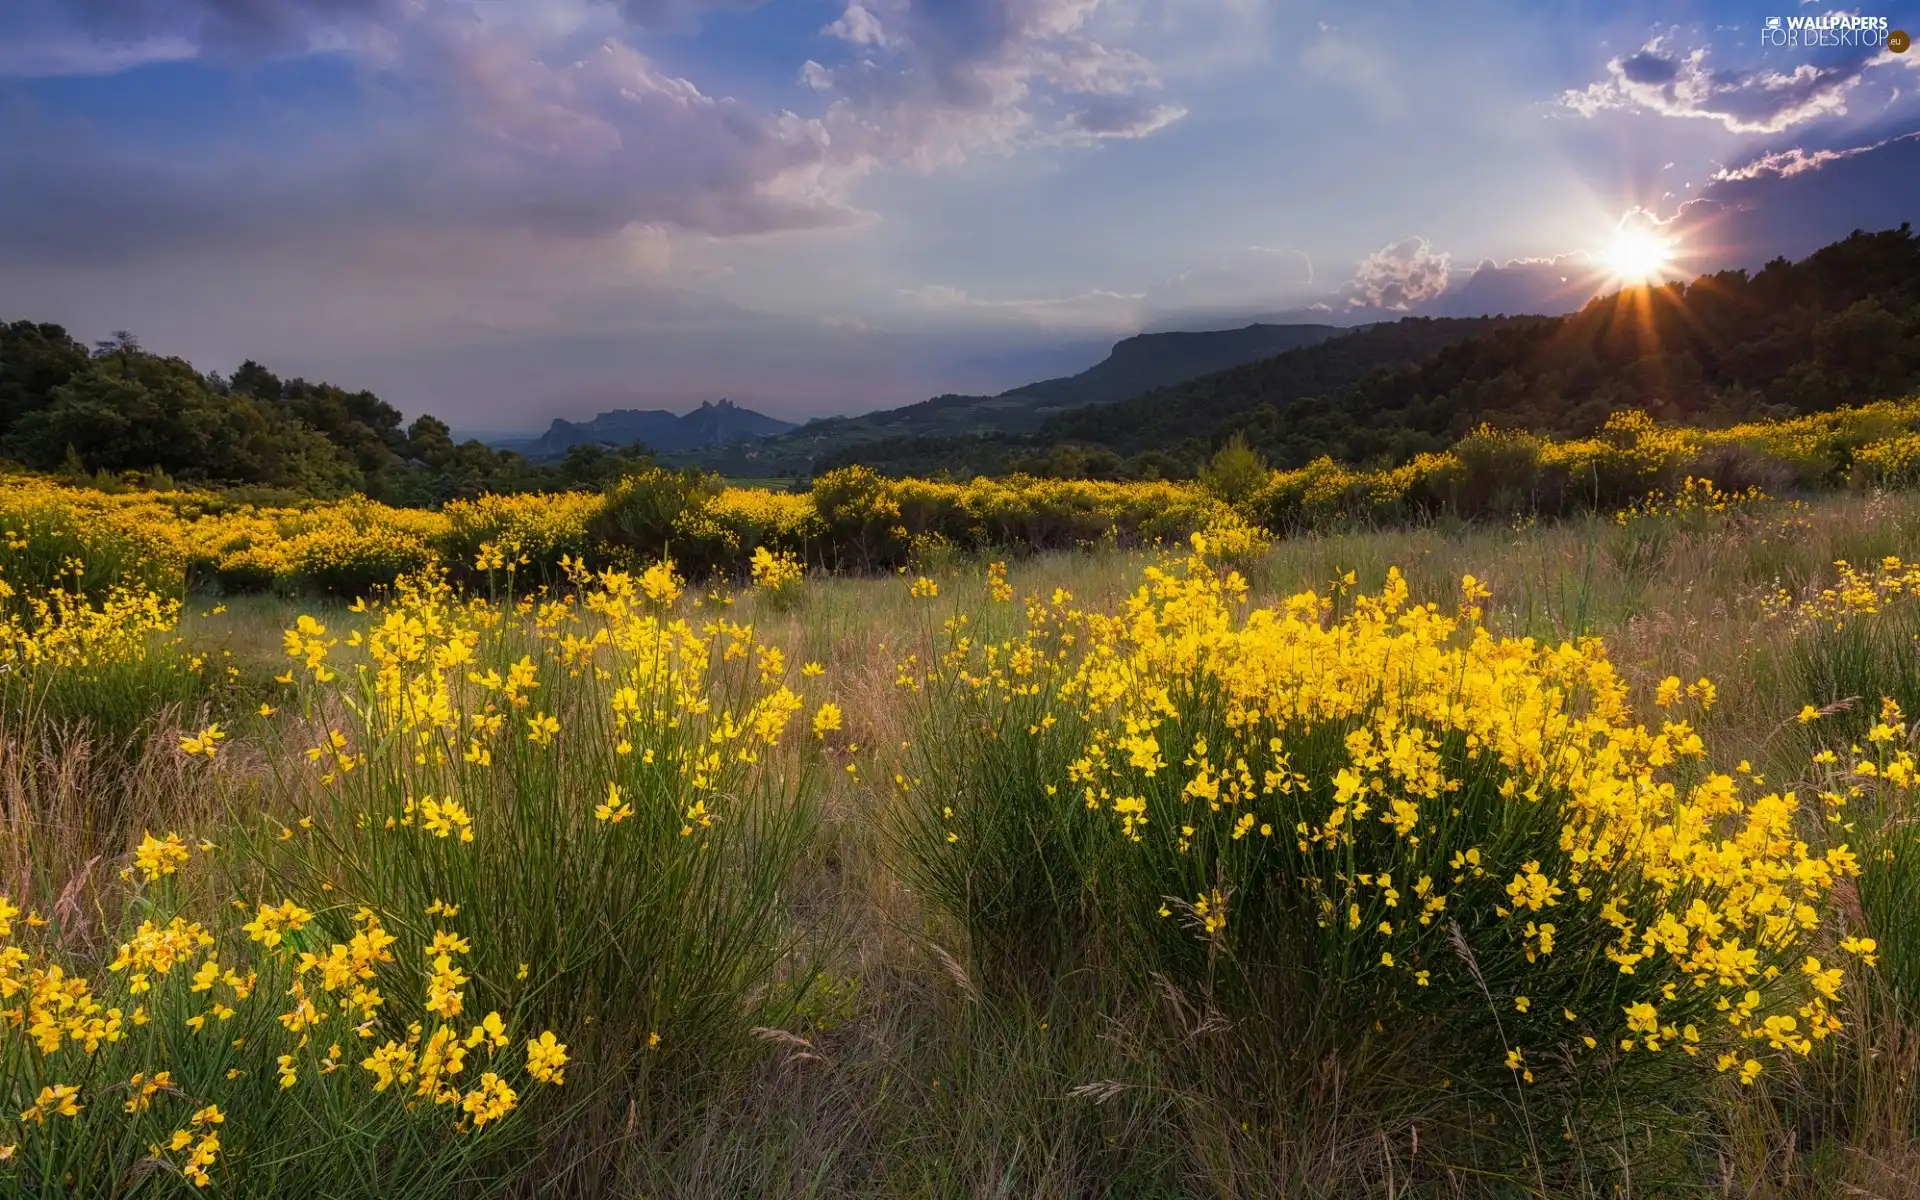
1601,224,1677,286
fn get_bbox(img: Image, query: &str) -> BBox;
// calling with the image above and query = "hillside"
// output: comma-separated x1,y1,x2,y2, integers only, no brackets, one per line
508,398,794,457
999,322,1351,407
1233,223,1920,469
820,226,1920,479
666,322,1348,476
815,316,1518,478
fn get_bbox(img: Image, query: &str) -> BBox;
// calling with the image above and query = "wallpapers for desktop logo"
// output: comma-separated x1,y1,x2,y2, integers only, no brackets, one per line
1761,12,1896,48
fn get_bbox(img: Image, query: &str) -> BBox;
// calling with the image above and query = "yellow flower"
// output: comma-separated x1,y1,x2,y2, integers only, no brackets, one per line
20,1084,82,1123
526,1030,569,1085
595,782,633,824
242,899,314,948
460,1072,517,1128
467,1011,510,1052
179,723,225,758
812,702,843,739
526,712,561,746
419,796,475,842
132,831,191,882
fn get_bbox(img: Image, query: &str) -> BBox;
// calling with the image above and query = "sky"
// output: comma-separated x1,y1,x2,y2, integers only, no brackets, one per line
1,0,1916,432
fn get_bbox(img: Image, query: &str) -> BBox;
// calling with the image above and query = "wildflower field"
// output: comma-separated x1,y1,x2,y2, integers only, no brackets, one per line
7,406,1920,1196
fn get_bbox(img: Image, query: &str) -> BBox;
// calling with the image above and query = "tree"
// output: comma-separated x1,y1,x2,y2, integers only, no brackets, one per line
229,360,284,401
1199,433,1269,505
5,351,357,494
406,415,455,466
0,321,91,432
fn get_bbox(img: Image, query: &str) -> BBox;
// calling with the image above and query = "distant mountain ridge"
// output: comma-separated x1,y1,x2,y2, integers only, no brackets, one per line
817,225,1920,481
1000,323,1350,408
507,399,795,457
809,316,1512,479
665,322,1351,476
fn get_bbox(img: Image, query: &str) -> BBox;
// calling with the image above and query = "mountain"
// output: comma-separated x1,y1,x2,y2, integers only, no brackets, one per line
509,399,795,457
668,322,1348,476
1036,317,1513,459
810,316,1513,478
808,226,1920,480
1000,323,1350,407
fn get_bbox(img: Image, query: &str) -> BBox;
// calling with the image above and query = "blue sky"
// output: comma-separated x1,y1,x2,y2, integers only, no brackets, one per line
1,0,1915,431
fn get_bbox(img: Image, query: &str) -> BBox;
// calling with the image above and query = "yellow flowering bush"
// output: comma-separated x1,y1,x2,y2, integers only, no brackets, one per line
440,491,601,585
255,565,827,1150
1764,557,1920,631
748,546,806,609
0,851,571,1197
0,475,189,601
1852,431,1920,489
897,549,1859,1167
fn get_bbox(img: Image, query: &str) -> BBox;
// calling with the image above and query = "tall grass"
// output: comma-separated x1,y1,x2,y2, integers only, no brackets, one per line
8,489,1920,1196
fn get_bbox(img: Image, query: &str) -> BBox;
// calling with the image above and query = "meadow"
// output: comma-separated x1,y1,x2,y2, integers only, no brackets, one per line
5,407,1920,1196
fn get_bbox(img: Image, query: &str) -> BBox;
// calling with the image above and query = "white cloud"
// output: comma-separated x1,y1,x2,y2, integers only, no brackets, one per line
1344,237,1451,310
898,282,1146,327
1558,31,1885,133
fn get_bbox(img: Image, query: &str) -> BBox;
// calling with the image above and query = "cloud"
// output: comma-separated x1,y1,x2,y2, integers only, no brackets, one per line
1558,32,1891,133
1344,237,1452,310
0,2,877,264
3,0,1203,269
803,0,1190,167
1422,252,1605,318
1662,130,1920,266
54,0,401,58
898,282,1146,327
1059,94,1188,139
823,2,890,47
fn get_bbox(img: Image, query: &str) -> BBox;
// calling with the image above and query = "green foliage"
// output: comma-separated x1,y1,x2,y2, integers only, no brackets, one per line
1198,432,1269,506
8,351,362,495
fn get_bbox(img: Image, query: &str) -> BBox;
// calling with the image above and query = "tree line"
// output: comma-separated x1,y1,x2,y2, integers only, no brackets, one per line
0,327,654,502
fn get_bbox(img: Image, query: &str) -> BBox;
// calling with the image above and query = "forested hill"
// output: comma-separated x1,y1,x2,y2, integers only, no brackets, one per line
1244,223,1920,469
1037,317,1527,461
821,225,1920,479
1000,321,1348,408
662,321,1349,478
0,334,656,502
812,316,1521,479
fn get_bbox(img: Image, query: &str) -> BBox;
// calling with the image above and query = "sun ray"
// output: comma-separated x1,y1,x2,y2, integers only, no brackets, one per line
1601,223,1678,287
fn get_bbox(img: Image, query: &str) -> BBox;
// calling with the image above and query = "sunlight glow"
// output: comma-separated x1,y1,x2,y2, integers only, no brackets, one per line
1601,224,1678,286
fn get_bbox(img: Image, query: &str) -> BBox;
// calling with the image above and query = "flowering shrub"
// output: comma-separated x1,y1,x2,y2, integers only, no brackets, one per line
2,399,1920,602
896,549,1861,1169
1763,557,1920,631
748,546,806,610
0,867,567,1196
257,566,827,1165
1614,476,1771,525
